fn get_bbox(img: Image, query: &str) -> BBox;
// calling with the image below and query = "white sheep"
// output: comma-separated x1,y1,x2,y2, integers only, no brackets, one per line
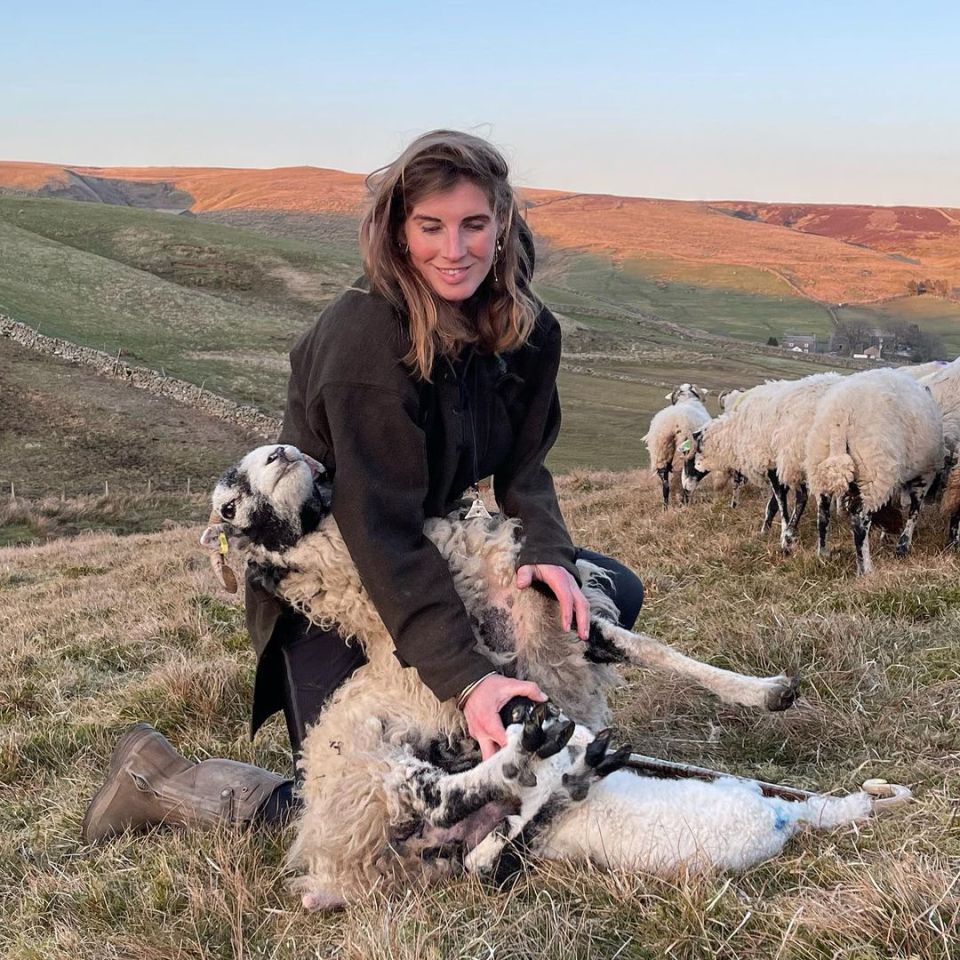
643,383,711,507
805,368,945,574
716,388,744,412
201,444,889,911
900,360,950,380
920,359,960,547
681,379,800,549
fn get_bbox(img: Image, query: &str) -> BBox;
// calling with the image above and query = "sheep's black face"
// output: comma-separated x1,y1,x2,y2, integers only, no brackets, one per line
212,444,331,553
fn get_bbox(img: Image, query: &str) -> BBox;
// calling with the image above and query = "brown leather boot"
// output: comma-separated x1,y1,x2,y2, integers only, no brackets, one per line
81,722,286,844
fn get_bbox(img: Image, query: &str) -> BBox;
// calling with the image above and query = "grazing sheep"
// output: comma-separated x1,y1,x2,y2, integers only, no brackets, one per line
683,375,849,551
682,379,800,548
921,359,960,546
643,383,710,507
805,368,945,574
201,444,890,910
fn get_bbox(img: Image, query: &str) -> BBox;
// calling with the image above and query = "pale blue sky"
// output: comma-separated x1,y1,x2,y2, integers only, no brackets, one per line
5,1,959,205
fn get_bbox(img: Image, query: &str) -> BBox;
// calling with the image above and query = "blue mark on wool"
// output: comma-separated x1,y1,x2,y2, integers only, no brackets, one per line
773,807,791,832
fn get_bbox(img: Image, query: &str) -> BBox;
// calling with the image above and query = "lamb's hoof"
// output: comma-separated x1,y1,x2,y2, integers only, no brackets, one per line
592,743,633,778
301,890,348,913
563,733,632,800
520,703,575,759
584,728,613,768
894,540,910,559
765,674,801,712
499,695,557,729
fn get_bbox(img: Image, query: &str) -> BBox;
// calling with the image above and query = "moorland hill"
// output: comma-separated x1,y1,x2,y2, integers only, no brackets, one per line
3,160,959,307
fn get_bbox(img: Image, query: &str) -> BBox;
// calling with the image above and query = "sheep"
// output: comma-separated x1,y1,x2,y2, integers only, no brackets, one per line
200,444,891,910
716,388,743,412
920,359,960,546
900,360,949,380
643,383,710,507
681,379,798,549
805,368,945,574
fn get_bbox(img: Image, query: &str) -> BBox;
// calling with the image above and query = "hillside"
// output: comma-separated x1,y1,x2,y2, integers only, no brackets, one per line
0,196,870,483
3,160,959,310
716,201,960,280
1,473,956,957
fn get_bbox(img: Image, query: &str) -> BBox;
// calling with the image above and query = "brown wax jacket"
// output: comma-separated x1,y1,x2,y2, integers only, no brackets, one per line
246,284,577,736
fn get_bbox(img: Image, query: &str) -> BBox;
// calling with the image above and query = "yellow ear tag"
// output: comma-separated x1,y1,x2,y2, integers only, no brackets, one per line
218,531,229,557
680,439,693,454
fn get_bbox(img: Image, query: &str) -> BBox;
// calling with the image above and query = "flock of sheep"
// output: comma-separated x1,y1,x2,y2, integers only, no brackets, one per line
644,359,960,575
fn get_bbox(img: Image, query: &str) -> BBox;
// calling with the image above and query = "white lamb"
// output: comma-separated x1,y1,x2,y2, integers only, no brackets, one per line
202,444,887,910
643,383,711,508
805,368,945,574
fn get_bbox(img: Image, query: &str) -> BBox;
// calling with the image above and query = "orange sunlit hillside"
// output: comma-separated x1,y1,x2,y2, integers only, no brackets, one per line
2,160,958,304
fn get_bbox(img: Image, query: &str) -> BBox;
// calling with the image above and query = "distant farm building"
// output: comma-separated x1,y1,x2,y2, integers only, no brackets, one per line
782,333,821,354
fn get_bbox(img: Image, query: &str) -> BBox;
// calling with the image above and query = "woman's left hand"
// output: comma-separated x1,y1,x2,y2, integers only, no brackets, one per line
516,563,590,640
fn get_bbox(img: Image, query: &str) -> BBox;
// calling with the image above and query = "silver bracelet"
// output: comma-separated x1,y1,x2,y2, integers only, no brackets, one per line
456,671,498,710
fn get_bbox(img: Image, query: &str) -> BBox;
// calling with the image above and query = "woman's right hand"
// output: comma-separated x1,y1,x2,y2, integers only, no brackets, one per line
461,674,549,760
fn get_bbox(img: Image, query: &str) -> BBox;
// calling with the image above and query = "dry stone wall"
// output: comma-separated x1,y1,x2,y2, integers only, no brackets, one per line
0,313,281,441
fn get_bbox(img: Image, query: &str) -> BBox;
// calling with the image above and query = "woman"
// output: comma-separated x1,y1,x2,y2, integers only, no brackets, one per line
82,130,644,841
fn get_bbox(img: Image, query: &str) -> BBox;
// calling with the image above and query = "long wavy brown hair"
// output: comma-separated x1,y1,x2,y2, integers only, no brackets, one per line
360,130,539,381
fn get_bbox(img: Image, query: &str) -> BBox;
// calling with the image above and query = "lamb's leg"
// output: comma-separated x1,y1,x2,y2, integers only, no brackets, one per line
462,724,631,879
895,479,926,558
657,465,671,509
782,482,808,552
765,469,791,545
590,617,800,711
760,490,780,533
841,482,874,575
391,706,576,830
817,494,831,557
730,470,745,509
949,509,960,549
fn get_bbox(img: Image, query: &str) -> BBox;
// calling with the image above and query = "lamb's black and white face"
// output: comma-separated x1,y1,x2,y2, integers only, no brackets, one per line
211,444,330,553
681,429,709,492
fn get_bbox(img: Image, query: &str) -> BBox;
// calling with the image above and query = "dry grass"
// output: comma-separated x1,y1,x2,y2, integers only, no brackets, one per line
1,475,958,958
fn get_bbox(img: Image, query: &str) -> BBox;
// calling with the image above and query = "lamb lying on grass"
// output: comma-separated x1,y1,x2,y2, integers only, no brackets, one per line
202,444,890,909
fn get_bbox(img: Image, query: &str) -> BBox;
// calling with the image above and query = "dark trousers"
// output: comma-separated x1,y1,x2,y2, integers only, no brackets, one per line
278,550,643,758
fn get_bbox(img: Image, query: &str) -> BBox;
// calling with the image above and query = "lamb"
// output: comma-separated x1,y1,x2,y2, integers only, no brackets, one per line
805,368,945,574
201,444,890,910
642,383,710,507
920,359,960,546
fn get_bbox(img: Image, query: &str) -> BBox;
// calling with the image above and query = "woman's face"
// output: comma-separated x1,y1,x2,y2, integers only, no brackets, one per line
402,179,499,302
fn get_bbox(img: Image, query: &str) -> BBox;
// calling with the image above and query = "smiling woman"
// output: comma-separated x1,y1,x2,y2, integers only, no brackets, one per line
404,181,498,300
82,131,645,881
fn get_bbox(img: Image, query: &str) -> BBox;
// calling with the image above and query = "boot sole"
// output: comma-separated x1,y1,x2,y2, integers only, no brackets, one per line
81,722,161,844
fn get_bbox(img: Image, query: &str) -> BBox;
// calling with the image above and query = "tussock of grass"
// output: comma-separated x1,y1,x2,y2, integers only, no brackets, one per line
1,476,958,957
